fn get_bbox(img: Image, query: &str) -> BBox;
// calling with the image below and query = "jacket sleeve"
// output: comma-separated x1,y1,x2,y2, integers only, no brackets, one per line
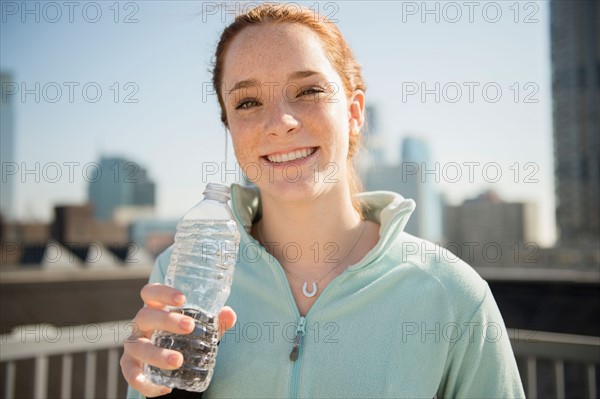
437,287,526,398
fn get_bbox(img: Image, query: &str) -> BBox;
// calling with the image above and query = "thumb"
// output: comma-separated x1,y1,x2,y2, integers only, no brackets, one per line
217,306,237,339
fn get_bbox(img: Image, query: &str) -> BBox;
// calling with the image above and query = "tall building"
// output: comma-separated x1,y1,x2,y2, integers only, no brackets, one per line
400,137,443,242
364,137,443,242
0,71,15,220
550,0,599,245
88,156,156,220
444,191,539,268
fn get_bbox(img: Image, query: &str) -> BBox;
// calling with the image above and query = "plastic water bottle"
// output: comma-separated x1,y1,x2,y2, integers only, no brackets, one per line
145,183,240,392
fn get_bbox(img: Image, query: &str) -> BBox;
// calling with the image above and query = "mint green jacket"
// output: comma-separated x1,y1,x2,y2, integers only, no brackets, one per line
128,184,525,398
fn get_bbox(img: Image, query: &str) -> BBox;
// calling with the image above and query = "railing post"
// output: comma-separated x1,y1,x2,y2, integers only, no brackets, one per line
84,351,97,399
61,354,73,399
527,356,537,398
107,348,120,398
4,361,16,399
588,364,597,398
554,360,565,398
34,355,49,399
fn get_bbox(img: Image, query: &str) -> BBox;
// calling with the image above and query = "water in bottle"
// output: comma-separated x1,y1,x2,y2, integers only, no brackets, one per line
145,183,240,392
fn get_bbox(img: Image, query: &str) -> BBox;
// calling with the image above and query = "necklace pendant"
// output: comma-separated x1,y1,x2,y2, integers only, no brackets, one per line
302,282,317,298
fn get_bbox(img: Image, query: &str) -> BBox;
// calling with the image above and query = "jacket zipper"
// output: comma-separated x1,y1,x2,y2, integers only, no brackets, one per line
289,316,306,361
289,316,306,398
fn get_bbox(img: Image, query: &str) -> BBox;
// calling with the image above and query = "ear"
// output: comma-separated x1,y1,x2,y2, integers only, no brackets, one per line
348,89,365,135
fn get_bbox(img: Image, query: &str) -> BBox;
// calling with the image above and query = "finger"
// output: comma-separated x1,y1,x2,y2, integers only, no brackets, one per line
120,353,173,398
141,283,186,309
217,306,237,339
133,307,195,337
124,336,185,371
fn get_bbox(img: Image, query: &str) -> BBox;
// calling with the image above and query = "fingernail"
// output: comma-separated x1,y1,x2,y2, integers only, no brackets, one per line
173,293,185,304
168,354,182,367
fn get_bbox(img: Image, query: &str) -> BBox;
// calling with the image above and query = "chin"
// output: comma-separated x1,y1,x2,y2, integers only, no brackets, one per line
258,174,324,203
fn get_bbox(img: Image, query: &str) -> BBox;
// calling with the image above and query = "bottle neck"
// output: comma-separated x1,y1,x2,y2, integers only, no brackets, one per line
202,183,230,203
203,191,230,203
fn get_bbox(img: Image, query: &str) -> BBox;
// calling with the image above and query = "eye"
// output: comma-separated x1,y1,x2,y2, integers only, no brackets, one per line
297,86,325,97
235,98,261,110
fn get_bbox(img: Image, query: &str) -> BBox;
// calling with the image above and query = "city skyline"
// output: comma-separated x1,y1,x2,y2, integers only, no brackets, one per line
1,1,555,245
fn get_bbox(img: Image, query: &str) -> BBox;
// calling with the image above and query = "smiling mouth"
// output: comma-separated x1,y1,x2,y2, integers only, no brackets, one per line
263,147,318,163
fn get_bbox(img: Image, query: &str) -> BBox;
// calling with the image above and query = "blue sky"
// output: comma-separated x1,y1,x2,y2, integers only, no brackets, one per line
1,1,555,245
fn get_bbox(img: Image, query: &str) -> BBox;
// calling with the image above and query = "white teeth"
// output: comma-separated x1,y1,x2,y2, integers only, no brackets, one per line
267,147,315,163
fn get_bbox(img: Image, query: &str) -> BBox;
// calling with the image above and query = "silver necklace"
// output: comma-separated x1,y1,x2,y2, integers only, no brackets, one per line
257,221,365,298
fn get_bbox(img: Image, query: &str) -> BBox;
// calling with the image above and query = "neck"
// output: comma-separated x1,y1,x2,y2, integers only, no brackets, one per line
257,185,362,269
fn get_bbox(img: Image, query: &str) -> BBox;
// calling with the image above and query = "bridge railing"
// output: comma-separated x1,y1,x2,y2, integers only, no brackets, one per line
1,322,599,398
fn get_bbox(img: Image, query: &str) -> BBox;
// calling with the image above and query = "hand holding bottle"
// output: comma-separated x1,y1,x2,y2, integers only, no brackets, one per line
120,283,237,398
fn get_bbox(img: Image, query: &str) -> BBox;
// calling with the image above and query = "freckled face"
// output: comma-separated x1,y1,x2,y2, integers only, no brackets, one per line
221,22,355,203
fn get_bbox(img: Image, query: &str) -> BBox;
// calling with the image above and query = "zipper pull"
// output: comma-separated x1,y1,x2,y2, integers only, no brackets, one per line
289,316,306,361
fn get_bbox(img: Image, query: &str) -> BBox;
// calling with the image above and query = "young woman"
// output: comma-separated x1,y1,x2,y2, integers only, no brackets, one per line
122,4,525,398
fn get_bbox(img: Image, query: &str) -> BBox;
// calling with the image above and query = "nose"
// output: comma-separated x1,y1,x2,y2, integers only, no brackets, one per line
263,99,300,137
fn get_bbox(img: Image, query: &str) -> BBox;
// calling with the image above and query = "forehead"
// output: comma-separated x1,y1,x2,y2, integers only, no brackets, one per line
222,22,338,84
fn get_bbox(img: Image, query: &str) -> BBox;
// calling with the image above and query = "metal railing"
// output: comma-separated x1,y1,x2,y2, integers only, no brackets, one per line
1,323,599,398
1,321,133,399
508,328,600,398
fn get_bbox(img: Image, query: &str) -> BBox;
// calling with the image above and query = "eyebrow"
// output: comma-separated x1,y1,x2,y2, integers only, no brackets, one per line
287,70,320,81
227,79,260,95
227,70,321,95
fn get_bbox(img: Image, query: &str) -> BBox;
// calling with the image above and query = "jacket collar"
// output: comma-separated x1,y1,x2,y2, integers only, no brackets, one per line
229,183,416,266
